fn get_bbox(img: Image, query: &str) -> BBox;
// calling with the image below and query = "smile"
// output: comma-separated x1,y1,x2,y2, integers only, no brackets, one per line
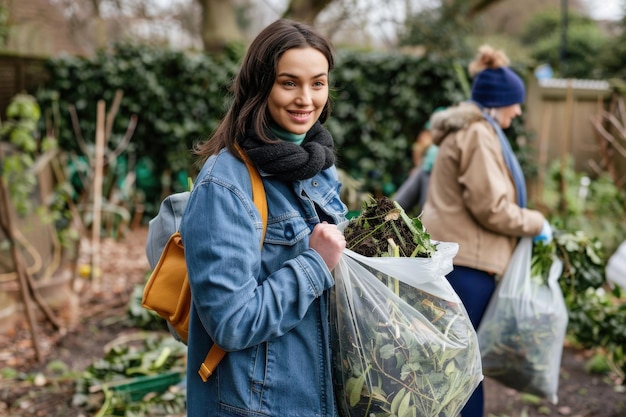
288,111,313,121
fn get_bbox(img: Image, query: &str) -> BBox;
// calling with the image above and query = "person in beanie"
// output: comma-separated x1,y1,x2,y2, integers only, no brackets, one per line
420,44,553,417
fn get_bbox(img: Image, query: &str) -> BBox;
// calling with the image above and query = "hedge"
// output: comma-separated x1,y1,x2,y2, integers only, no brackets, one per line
35,44,485,217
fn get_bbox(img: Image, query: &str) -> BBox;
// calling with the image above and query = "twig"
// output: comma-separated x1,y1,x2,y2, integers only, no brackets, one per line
108,114,138,160
68,105,89,158
591,115,626,158
104,90,123,144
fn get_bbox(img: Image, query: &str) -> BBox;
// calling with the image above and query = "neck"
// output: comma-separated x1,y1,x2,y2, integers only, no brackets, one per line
270,122,306,145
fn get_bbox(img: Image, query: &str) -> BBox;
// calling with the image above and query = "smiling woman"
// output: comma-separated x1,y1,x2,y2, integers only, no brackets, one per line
177,18,348,417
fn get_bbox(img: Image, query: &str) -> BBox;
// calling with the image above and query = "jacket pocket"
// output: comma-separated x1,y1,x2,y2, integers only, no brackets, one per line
218,402,271,417
264,214,310,246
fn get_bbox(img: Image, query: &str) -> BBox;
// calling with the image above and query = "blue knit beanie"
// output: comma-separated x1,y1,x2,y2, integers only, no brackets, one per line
470,67,525,108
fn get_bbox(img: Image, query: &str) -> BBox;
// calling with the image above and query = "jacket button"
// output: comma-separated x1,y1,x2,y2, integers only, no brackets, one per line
284,224,295,239
312,180,319,187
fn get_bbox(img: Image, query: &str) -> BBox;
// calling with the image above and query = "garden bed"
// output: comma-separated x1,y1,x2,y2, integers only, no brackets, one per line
0,227,624,417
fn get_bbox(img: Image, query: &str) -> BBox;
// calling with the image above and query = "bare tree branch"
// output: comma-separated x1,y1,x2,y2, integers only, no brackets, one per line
68,105,89,159
108,115,138,160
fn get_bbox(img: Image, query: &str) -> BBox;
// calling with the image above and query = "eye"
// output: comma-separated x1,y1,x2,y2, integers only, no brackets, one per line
282,80,296,87
313,80,326,88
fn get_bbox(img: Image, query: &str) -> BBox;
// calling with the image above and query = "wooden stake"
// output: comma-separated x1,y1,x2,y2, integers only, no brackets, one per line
537,104,553,204
559,80,574,215
91,100,106,287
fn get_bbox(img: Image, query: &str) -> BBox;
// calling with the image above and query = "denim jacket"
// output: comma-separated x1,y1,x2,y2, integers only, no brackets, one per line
180,148,347,417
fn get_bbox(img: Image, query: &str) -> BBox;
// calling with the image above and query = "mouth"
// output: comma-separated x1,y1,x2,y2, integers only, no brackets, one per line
288,110,313,122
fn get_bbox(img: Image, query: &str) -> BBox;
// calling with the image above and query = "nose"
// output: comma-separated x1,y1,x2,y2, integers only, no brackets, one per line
295,87,313,105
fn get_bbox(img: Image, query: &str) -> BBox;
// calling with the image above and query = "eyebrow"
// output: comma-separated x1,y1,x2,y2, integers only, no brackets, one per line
277,72,328,79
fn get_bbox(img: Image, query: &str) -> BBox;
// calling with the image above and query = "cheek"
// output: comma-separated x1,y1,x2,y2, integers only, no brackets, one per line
268,90,286,116
268,88,284,107
496,114,511,129
501,109,515,122
313,90,329,108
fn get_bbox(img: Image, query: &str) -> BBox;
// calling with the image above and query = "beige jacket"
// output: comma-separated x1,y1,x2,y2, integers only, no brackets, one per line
421,102,544,276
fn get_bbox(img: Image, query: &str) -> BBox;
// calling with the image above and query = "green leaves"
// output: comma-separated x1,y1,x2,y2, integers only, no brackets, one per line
553,230,626,379
333,274,480,416
556,231,607,298
348,366,369,407
73,333,187,416
0,94,47,216
530,240,556,285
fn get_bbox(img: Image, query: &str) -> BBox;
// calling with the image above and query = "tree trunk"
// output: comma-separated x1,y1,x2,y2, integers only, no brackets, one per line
196,0,242,52
468,0,504,16
282,0,333,25
89,0,107,50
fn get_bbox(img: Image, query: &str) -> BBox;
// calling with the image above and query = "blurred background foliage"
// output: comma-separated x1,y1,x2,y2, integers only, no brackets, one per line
7,0,621,255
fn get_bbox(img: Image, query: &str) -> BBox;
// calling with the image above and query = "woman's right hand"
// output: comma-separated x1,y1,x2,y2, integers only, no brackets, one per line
309,222,346,271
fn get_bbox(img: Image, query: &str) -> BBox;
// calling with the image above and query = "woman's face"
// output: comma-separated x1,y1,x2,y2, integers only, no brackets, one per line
494,103,522,129
268,47,329,135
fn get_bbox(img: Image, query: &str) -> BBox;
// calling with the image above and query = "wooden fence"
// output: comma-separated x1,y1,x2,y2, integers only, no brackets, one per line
524,77,615,201
0,53,48,118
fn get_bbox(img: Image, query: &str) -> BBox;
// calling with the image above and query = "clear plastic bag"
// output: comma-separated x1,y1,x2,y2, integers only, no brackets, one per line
477,237,567,404
331,243,483,417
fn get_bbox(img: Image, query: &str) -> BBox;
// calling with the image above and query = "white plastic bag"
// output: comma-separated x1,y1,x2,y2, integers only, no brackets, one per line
331,242,483,417
606,240,626,290
477,237,566,404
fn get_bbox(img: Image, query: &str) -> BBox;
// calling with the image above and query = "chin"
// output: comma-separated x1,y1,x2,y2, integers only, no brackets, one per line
287,124,313,135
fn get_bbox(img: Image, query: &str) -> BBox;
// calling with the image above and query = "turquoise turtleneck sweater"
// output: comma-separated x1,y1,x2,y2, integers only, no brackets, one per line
270,122,306,145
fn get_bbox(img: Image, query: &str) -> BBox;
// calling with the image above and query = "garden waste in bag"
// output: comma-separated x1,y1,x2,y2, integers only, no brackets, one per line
331,198,483,417
477,237,567,404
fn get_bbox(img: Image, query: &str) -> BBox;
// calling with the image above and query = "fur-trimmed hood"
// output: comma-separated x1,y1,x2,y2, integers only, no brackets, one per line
429,102,484,146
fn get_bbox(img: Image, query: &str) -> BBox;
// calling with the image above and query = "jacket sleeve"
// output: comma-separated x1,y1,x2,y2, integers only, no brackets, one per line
457,122,544,237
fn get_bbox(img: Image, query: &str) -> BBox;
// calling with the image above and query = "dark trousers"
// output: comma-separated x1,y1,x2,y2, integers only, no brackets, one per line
445,265,497,417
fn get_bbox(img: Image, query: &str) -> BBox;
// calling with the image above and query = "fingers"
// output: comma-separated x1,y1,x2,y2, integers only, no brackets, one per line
309,223,346,271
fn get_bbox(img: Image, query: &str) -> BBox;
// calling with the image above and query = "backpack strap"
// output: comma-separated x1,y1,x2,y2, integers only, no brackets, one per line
198,146,267,382
240,145,268,243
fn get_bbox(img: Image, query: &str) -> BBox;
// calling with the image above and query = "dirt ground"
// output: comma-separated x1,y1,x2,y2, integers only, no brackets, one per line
0,227,624,417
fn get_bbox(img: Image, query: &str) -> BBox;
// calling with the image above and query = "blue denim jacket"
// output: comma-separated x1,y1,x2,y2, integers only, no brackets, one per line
180,149,347,417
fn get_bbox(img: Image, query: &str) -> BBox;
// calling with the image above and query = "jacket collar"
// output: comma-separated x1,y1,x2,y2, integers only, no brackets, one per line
429,102,484,145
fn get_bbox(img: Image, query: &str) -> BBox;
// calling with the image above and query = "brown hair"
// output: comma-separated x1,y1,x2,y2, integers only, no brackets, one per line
193,19,335,162
468,44,510,77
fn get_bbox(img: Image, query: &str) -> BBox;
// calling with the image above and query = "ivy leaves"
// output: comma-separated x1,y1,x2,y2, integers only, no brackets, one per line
0,94,56,216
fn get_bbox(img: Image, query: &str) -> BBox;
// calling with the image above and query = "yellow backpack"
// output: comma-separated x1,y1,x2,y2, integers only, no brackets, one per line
142,149,267,382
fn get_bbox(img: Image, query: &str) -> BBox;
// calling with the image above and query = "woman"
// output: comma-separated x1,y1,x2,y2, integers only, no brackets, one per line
179,19,347,416
421,45,552,417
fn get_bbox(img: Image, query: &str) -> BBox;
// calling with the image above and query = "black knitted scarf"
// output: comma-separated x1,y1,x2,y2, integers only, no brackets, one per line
238,121,335,181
